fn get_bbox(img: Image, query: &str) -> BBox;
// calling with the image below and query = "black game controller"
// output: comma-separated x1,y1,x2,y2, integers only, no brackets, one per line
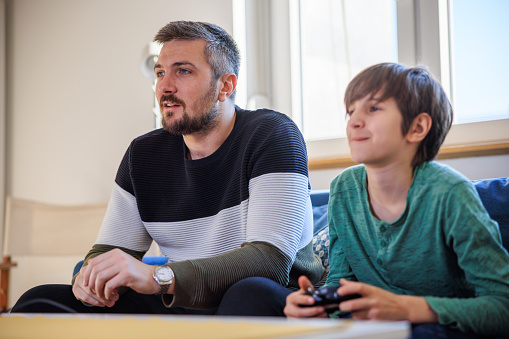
300,285,361,313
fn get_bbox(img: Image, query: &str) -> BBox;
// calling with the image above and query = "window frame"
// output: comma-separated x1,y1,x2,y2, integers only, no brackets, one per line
262,0,509,165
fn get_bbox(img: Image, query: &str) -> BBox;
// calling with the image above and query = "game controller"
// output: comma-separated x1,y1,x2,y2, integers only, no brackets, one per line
300,285,361,313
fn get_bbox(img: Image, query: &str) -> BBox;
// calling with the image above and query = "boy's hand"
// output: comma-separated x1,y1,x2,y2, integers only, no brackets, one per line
337,278,438,323
284,276,328,318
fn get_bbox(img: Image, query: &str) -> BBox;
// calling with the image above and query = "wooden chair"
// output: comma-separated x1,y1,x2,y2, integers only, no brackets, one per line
1,196,107,310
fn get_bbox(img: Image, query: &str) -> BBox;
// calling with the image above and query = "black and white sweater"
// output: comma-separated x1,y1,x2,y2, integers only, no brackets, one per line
85,107,325,309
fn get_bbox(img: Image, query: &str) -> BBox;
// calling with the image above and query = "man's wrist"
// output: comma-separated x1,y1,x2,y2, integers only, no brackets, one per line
152,265,174,295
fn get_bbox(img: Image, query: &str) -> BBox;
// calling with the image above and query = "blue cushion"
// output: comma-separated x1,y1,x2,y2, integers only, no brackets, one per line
472,177,509,250
72,260,83,277
311,190,332,270
311,190,331,270
312,226,330,271
310,189,330,207
312,204,329,234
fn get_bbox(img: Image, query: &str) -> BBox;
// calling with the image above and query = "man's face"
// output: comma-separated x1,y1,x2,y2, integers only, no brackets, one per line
154,39,220,135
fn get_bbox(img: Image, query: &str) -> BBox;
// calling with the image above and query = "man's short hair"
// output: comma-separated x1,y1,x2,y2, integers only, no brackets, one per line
154,21,240,101
344,62,453,167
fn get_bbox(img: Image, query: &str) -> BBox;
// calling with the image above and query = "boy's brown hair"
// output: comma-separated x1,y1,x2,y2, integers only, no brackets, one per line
344,63,453,167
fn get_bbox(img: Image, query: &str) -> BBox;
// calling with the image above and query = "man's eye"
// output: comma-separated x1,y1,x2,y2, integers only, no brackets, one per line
179,69,191,75
156,71,165,77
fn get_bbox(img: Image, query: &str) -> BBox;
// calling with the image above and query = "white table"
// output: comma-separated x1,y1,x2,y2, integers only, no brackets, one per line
0,313,409,339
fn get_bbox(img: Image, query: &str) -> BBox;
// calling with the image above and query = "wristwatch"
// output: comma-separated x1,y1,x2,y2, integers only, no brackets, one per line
152,265,174,295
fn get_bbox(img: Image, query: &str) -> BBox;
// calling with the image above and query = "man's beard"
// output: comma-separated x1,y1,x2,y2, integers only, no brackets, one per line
160,81,219,136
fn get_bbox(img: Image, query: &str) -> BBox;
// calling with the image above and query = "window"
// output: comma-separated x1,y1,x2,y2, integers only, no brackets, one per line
293,0,398,141
450,0,509,124
281,0,509,160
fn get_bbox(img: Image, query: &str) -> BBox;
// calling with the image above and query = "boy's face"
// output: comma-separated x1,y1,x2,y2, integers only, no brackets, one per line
346,94,412,167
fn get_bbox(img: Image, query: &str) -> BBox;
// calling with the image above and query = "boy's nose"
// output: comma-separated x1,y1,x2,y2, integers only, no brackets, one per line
347,112,364,129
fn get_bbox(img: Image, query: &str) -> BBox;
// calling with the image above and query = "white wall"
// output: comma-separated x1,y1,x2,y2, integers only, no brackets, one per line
6,0,233,205
4,0,233,308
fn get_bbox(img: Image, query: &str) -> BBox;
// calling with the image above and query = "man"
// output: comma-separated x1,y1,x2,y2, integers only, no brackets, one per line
12,21,325,315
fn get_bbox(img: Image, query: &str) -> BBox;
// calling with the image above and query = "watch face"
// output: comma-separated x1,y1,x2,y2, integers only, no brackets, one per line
157,266,173,282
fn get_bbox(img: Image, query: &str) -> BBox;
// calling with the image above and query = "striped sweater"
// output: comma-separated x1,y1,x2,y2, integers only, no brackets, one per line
84,107,325,309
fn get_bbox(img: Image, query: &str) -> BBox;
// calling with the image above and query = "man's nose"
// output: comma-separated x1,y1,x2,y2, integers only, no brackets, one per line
157,76,177,94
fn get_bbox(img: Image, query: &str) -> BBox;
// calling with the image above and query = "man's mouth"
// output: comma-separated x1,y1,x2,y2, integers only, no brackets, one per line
160,94,185,110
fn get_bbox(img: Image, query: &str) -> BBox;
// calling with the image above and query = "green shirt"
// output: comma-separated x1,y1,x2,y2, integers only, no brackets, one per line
327,161,509,336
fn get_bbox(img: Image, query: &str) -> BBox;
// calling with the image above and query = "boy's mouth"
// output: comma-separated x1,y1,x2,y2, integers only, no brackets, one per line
351,136,369,142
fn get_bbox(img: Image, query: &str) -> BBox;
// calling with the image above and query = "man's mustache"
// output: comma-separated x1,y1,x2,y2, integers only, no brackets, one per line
160,94,186,108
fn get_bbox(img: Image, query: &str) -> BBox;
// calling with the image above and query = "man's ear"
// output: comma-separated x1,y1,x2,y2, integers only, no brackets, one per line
217,73,237,102
406,113,432,144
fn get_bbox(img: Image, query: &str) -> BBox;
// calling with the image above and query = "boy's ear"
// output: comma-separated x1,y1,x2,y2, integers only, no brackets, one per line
217,73,237,102
406,113,432,144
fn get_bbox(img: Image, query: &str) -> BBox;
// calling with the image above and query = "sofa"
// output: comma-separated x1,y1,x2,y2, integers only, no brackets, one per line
74,177,509,276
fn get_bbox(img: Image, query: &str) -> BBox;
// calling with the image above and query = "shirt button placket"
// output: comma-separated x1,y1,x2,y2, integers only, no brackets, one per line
377,223,388,266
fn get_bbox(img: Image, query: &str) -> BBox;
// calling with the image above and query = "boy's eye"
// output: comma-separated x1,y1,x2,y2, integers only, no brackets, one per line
369,106,380,112
156,71,165,77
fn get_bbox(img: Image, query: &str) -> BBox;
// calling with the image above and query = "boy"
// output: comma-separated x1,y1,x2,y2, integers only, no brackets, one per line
284,63,509,338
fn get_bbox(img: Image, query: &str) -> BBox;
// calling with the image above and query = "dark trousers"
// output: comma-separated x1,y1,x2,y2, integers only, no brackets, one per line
410,324,496,339
10,276,291,316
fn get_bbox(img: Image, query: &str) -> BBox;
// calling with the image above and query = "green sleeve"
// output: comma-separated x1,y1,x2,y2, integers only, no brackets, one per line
325,179,357,287
324,180,357,319
424,182,509,337
163,241,294,309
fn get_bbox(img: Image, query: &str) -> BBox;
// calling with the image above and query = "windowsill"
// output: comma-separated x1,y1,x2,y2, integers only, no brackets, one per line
308,140,509,170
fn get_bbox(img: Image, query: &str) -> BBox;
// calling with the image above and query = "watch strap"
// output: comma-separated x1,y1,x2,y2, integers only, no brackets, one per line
158,282,170,295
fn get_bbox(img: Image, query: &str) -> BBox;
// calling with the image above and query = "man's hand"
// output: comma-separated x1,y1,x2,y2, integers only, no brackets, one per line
337,278,438,323
72,267,118,307
73,249,161,307
284,276,328,318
